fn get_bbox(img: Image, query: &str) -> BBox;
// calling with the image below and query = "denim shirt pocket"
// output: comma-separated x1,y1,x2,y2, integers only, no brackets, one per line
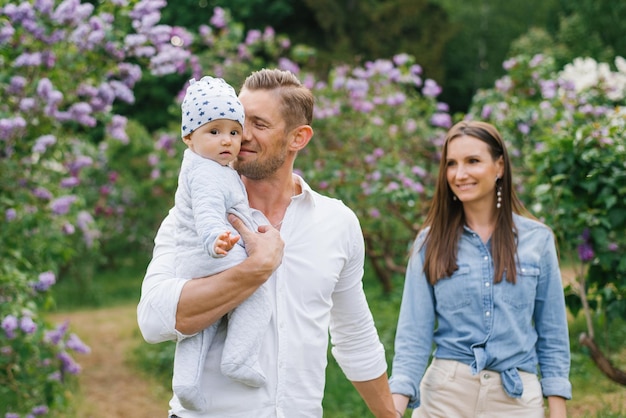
433,265,471,311
501,264,539,311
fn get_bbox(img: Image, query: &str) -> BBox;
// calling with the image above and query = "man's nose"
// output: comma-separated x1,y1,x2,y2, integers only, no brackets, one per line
241,123,252,142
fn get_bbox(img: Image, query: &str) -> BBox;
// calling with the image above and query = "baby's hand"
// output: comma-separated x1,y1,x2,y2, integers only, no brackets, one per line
214,231,240,255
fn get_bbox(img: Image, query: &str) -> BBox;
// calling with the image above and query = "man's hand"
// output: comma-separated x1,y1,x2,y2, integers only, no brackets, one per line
228,214,284,275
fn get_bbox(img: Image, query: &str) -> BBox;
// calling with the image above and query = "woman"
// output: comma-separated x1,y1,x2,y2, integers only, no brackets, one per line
389,121,571,418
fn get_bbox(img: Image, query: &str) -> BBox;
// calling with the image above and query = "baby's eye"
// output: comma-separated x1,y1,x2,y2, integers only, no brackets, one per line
210,129,219,135
230,130,240,136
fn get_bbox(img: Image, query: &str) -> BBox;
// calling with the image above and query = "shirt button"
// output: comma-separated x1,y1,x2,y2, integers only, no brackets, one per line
485,311,491,316
484,256,488,260
483,373,490,379
485,282,490,287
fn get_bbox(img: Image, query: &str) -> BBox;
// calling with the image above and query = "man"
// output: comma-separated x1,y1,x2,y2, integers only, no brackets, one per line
137,68,397,418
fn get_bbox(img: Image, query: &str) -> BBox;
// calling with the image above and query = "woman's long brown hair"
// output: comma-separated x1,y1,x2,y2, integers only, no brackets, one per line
420,120,532,285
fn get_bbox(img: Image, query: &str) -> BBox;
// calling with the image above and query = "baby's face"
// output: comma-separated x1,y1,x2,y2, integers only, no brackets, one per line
183,119,242,166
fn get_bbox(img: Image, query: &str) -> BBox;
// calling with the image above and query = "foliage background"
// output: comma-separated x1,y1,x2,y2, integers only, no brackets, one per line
1,0,625,416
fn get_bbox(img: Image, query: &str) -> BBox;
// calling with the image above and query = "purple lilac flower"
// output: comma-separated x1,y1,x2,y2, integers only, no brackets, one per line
34,0,55,14
495,76,512,93
68,155,94,174
0,117,27,140
45,321,69,345
0,21,15,43
13,51,42,67
404,119,417,133
393,53,410,66
77,210,94,230
110,80,135,103
3,3,35,24
578,243,594,262
33,187,53,200
210,7,227,28
431,112,452,128
52,0,92,25
19,97,36,111
278,57,300,75
66,333,91,354
517,123,530,135
245,29,261,44
385,182,400,192
5,208,16,221
116,63,143,87
369,208,381,218
502,58,517,70
50,195,77,215
353,101,374,113
35,271,56,292
20,316,37,334
69,102,96,126
31,405,49,416
60,177,80,188
608,242,618,251
5,413,20,418
422,79,442,97
2,315,18,339
412,166,427,178
7,75,27,94
540,79,557,99
529,54,544,68
32,134,56,153
107,114,128,143
62,222,76,235
58,351,81,374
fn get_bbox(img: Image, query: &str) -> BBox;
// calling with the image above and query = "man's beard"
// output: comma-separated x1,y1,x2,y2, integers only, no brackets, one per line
234,148,287,180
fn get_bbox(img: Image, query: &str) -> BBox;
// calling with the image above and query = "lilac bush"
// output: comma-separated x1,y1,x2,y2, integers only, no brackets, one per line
0,0,194,414
296,55,452,290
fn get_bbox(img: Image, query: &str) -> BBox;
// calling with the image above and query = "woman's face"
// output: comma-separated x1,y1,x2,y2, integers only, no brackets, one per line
445,135,504,208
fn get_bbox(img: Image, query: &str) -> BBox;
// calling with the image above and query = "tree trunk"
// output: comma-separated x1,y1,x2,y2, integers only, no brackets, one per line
579,333,626,385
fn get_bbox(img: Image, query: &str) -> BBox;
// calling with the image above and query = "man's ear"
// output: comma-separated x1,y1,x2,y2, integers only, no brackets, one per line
289,125,314,151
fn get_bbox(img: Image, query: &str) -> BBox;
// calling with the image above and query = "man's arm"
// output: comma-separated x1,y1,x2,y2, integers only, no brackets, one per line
138,212,283,342
175,215,284,335
352,373,397,418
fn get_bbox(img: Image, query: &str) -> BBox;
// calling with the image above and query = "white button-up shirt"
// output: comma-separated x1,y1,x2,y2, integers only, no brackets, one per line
137,175,388,417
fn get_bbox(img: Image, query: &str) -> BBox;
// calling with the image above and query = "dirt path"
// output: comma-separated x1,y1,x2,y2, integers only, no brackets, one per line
50,304,171,418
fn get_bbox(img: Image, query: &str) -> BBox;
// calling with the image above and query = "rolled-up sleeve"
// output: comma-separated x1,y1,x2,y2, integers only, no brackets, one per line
389,233,434,409
137,209,189,344
534,231,572,399
329,215,387,382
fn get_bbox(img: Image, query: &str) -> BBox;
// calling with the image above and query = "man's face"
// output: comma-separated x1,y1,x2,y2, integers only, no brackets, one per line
234,89,290,180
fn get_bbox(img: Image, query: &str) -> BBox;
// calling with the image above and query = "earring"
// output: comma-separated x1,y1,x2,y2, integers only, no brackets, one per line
496,179,502,209
452,195,457,201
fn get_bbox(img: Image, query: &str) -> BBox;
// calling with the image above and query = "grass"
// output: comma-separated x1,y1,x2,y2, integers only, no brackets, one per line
51,262,626,417
50,257,149,310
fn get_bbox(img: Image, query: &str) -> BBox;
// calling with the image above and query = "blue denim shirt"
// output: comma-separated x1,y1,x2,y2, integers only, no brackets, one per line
390,214,572,408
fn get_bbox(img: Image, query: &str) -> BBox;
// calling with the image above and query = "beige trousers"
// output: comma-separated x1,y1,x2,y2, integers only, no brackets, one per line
412,359,544,418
